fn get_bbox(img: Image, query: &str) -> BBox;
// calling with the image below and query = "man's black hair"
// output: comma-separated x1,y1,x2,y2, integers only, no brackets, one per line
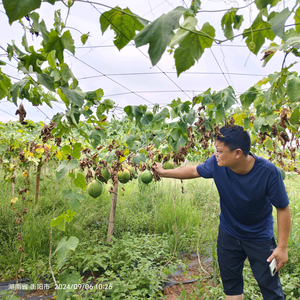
217,125,251,156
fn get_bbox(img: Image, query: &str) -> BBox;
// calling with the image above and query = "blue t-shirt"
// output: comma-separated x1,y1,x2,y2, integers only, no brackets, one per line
196,154,289,241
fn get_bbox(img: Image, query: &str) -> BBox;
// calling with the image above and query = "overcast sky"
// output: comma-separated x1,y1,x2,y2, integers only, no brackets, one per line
0,0,298,122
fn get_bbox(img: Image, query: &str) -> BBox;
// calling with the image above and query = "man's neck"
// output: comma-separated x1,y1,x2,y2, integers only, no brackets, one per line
230,154,255,175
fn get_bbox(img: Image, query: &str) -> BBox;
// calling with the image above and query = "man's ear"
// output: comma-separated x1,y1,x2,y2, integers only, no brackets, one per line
235,149,243,159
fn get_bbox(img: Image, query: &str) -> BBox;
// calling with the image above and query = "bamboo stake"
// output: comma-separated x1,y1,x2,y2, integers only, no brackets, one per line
35,158,43,203
11,155,14,196
107,182,119,242
44,159,47,176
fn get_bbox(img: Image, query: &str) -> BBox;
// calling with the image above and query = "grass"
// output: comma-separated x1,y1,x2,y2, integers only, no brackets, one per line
0,167,300,299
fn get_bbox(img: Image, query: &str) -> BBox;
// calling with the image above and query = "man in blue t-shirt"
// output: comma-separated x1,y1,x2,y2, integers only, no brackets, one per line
152,125,291,300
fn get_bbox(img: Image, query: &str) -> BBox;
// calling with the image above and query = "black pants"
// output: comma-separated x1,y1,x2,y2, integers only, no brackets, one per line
217,228,284,299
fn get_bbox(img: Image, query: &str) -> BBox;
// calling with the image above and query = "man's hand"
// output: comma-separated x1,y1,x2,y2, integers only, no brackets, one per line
151,162,164,176
267,247,288,271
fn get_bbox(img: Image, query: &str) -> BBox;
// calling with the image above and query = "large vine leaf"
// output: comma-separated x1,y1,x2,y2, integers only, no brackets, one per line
221,8,244,40
286,75,300,102
269,8,291,39
240,86,261,109
60,87,85,107
43,29,75,63
100,7,145,50
3,0,42,25
54,236,79,270
170,17,215,76
243,12,276,55
254,0,280,9
19,46,47,73
134,6,187,66
37,73,55,91
61,188,85,211
0,69,12,100
56,159,78,181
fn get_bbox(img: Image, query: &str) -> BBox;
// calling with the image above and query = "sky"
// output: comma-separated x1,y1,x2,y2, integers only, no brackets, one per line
0,0,298,123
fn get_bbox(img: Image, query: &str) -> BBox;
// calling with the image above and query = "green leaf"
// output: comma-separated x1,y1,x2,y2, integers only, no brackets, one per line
57,269,80,299
106,150,117,163
253,113,276,131
60,63,73,82
37,73,55,91
72,142,81,159
81,33,89,45
9,79,29,105
89,129,105,149
86,88,104,102
170,128,181,141
240,86,261,109
19,46,47,73
43,29,75,63
47,50,56,68
3,0,42,25
141,112,153,126
60,87,85,107
170,135,187,152
56,159,78,181
29,12,49,43
295,7,300,33
54,236,79,269
100,7,145,50
185,110,196,125
124,105,146,125
132,153,146,165
0,69,12,100
126,135,137,148
221,8,244,40
51,210,76,231
152,107,170,123
264,138,273,151
170,18,215,76
289,107,300,125
243,12,275,55
269,8,291,39
254,0,280,9
61,145,72,155
190,0,201,14
286,76,300,102
134,6,187,66
62,188,85,210
54,9,62,34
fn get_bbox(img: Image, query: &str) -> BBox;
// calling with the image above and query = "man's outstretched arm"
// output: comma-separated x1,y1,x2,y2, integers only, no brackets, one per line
152,163,200,180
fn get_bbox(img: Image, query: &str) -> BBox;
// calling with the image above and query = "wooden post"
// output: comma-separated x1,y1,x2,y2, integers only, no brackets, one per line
107,182,119,242
11,155,14,196
35,157,43,203
44,159,47,176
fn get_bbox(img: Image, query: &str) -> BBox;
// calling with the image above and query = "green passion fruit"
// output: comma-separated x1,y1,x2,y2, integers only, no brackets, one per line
117,169,131,184
162,161,175,170
87,180,103,198
141,170,153,184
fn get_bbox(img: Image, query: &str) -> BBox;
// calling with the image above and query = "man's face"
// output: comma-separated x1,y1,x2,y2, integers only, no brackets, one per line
214,140,237,167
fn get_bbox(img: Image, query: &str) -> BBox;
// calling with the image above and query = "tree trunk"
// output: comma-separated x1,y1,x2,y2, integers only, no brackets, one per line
35,158,43,203
107,182,119,242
